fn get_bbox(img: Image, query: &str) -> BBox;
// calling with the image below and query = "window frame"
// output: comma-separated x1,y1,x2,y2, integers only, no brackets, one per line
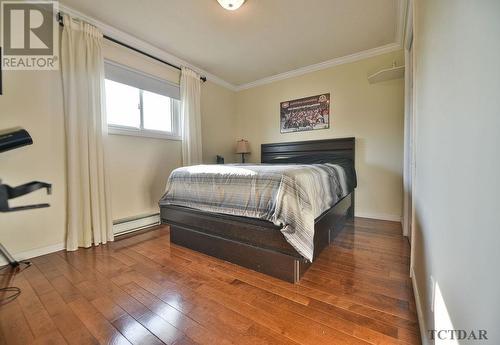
104,61,182,141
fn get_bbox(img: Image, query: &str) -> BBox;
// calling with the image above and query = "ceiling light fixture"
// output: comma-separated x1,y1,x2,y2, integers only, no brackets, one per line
217,0,245,11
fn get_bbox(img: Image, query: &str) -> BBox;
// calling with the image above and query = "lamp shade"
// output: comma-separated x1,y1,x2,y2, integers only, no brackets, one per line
236,139,250,154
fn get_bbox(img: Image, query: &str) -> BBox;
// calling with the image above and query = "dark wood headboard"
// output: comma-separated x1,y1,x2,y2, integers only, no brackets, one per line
261,137,355,164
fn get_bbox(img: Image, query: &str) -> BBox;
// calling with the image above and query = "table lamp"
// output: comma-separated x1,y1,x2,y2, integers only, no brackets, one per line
235,139,250,163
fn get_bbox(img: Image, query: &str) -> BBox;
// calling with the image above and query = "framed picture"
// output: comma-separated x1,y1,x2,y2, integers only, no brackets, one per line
280,93,330,133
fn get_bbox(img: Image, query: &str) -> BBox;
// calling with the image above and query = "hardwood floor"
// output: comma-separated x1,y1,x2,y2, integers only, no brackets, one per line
0,218,421,345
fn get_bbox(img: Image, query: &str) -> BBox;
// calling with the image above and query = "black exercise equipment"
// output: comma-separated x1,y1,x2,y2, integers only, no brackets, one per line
0,128,52,268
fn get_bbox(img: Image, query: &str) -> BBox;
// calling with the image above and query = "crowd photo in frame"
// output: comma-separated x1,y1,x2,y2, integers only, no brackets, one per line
280,93,330,133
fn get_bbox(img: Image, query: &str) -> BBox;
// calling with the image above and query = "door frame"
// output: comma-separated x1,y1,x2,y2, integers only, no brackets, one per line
402,0,417,275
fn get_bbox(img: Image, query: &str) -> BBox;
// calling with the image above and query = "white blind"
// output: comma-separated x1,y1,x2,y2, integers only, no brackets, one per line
104,60,180,100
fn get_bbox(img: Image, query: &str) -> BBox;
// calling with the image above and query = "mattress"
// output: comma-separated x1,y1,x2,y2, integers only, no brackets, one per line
159,161,356,261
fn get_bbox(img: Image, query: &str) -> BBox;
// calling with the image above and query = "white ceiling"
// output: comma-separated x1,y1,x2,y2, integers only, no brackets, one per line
60,0,403,87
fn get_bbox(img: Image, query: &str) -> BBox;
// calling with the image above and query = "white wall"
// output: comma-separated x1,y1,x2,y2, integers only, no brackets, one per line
412,0,500,343
235,51,405,220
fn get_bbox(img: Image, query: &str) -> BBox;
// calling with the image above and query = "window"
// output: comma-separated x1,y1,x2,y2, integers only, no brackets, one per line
104,61,181,140
105,80,141,128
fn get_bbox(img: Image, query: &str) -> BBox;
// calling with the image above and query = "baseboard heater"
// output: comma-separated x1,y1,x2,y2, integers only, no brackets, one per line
113,213,160,236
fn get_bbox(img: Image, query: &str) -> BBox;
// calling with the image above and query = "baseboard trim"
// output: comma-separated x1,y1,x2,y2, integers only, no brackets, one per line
1,212,398,266
113,213,160,235
0,213,161,267
411,266,428,345
355,212,402,222
0,242,65,267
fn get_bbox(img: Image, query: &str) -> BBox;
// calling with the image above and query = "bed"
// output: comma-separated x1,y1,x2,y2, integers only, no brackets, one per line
159,137,356,283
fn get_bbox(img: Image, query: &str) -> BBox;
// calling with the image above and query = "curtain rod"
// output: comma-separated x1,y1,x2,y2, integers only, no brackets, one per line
56,13,207,83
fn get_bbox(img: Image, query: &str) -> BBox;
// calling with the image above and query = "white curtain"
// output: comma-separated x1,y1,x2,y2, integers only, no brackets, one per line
180,67,203,165
61,15,113,251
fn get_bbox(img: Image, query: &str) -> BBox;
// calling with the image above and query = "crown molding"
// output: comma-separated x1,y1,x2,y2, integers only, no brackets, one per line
235,42,402,91
58,4,238,91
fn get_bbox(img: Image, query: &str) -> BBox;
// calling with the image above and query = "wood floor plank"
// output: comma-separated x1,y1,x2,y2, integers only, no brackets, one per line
35,290,99,345
22,264,99,345
67,297,132,345
115,262,292,345
124,251,299,345
135,311,189,345
124,245,369,345
30,331,68,345
196,282,370,345
13,274,58,339
128,224,418,340
112,314,165,345
122,280,295,345
0,299,35,345
0,218,421,345
164,251,399,344
172,336,198,345
154,237,418,333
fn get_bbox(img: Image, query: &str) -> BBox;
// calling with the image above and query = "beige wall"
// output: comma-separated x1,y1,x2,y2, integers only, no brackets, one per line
235,51,405,220
103,41,237,220
103,41,182,220
0,70,66,255
0,40,236,257
105,135,181,220
412,0,500,344
201,81,237,164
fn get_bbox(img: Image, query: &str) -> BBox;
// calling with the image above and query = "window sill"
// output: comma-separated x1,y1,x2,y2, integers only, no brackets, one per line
107,126,182,141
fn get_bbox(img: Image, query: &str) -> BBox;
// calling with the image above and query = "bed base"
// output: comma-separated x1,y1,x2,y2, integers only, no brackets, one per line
161,137,356,283
161,192,353,283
